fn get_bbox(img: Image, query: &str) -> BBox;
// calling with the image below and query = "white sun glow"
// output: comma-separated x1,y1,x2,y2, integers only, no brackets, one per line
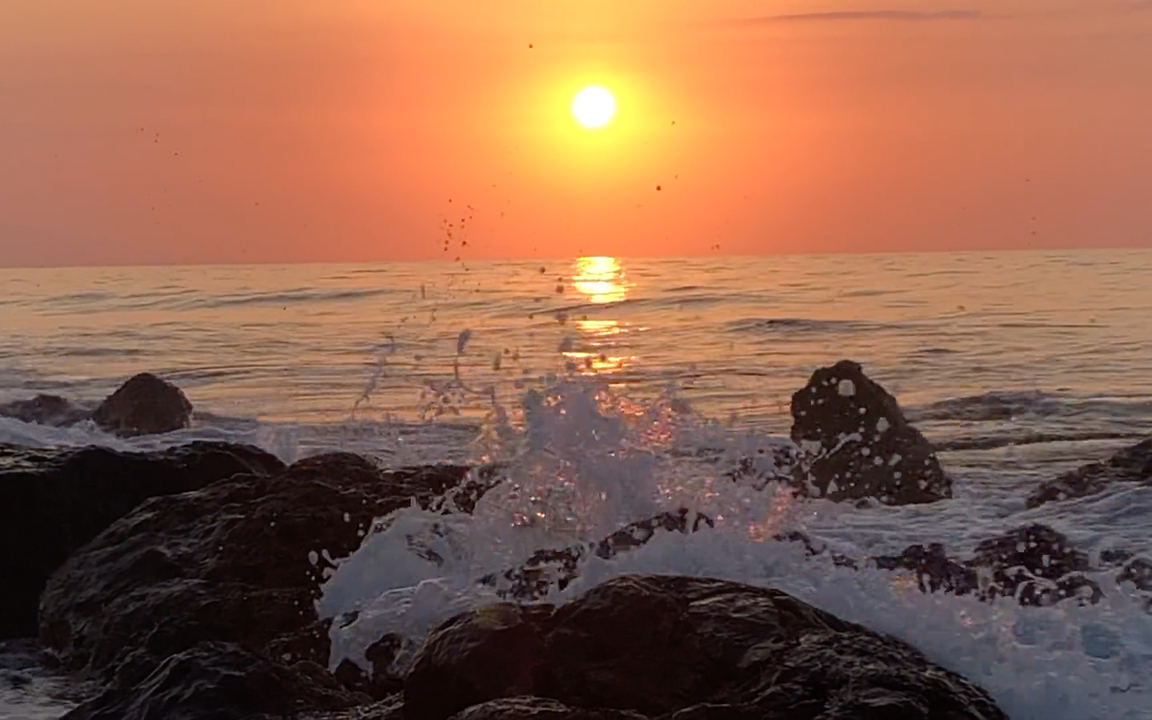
571,86,617,129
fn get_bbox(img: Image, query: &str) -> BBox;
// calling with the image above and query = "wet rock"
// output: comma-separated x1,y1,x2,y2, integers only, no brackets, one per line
1116,557,1152,611
1118,557,1152,592
92,373,193,437
0,394,89,427
403,575,1007,720
969,523,1100,606
875,524,1102,607
39,453,475,681
62,641,364,720
874,542,978,597
480,509,713,602
790,360,951,505
1026,438,1152,508
0,441,283,639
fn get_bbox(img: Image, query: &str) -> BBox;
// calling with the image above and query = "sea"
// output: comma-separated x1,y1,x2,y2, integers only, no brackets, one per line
2,250,1152,719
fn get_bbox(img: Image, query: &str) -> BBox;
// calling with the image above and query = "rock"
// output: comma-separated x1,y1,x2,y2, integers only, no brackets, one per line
403,575,1007,720
0,441,283,639
1116,557,1152,611
39,453,476,681
480,509,714,602
0,394,89,427
92,373,193,437
481,516,866,605
1026,438,1152,508
875,524,1102,607
61,641,364,720
790,360,951,505
968,523,1100,606
874,542,978,597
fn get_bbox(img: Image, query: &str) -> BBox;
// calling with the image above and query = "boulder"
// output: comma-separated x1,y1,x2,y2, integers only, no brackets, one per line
0,394,89,427
404,575,1007,720
92,373,193,437
0,441,284,638
61,641,365,720
874,523,1102,607
39,453,477,681
790,360,951,505
1026,438,1152,508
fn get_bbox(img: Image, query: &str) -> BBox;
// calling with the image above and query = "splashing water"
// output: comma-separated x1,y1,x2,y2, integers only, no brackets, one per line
318,375,1152,720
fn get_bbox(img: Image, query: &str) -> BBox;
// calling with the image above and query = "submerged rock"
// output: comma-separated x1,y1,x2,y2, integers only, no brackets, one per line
39,453,476,681
790,360,951,505
62,641,364,720
92,373,193,437
481,509,715,602
403,575,1007,720
1026,437,1152,508
0,441,283,639
875,523,1102,607
0,394,89,427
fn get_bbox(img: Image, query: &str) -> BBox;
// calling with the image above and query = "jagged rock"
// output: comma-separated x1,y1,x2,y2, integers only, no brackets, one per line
92,373,193,437
875,524,1102,607
403,575,1007,720
480,516,864,605
1116,557,1152,611
38,453,477,682
790,360,951,505
0,441,284,639
479,509,714,602
0,394,89,427
969,524,1100,606
874,543,978,597
61,641,365,720
1026,438,1152,508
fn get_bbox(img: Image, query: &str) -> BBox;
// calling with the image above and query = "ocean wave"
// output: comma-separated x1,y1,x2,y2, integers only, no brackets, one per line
188,287,397,310
724,317,902,334
936,430,1146,453
912,392,1152,424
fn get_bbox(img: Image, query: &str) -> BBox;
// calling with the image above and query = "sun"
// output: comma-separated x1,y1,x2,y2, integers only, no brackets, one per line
571,86,616,129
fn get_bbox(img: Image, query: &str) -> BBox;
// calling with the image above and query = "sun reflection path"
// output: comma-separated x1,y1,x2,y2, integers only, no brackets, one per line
572,256,629,304
565,257,633,374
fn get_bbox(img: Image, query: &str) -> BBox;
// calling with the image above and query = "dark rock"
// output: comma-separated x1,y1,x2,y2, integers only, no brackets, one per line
0,441,283,639
874,543,978,597
62,641,364,720
39,453,475,681
92,373,193,437
1118,557,1152,592
968,523,1100,606
790,360,951,505
0,394,89,427
334,634,408,701
1026,438,1152,508
480,509,713,602
1117,557,1152,611
403,575,1007,720
875,524,1102,608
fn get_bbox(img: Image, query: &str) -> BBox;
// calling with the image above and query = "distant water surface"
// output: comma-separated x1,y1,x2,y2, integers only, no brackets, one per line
3,250,1152,719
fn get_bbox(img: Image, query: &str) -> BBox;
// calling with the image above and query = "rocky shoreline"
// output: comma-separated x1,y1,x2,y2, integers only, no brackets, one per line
2,363,1151,719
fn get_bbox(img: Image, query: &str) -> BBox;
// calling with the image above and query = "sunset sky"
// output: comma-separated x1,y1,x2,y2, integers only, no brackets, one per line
1,1,1150,266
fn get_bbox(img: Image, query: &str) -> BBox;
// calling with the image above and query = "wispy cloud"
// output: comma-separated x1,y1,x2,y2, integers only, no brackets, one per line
737,10,994,24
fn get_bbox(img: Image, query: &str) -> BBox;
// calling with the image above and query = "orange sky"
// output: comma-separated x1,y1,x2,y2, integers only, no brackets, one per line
1,0,1150,266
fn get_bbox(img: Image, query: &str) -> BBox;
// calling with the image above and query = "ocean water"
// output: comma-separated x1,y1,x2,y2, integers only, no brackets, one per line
3,250,1152,719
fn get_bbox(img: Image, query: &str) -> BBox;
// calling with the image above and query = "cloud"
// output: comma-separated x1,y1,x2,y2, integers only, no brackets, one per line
738,10,993,24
